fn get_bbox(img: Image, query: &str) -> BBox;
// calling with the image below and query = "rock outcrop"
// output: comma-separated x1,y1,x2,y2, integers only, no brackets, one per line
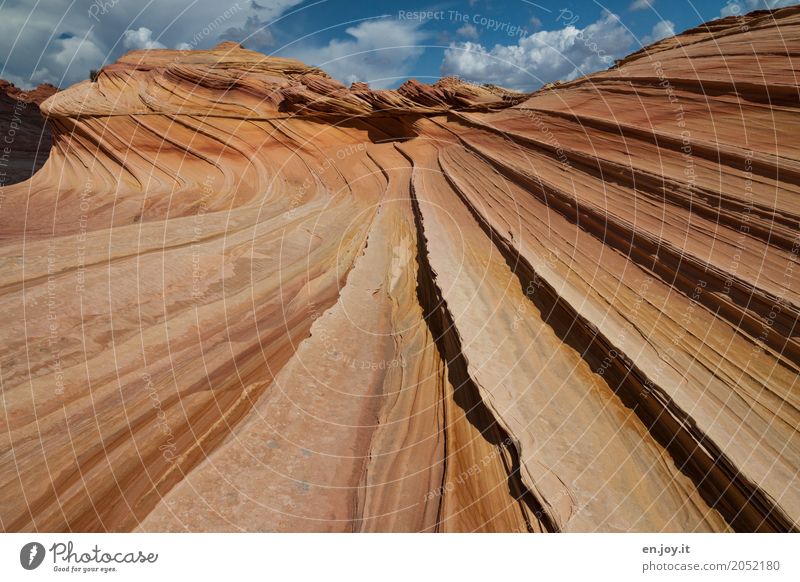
0,80,57,186
0,8,798,532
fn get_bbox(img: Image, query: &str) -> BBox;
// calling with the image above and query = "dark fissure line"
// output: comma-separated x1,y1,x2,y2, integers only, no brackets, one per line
398,144,557,533
435,147,797,533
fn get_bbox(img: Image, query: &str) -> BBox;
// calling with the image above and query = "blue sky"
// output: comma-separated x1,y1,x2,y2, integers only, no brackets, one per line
0,0,795,90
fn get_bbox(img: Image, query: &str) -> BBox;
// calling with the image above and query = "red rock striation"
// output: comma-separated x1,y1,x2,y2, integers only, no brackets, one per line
0,9,798,532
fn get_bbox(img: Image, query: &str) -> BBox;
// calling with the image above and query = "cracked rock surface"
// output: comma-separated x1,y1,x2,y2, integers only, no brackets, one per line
1,8,798,532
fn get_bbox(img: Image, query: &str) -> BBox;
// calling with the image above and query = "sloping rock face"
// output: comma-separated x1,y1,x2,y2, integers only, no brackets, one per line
1,8,798,532
0,81,57,185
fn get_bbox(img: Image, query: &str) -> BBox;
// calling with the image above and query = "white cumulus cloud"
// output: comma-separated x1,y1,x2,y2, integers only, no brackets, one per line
630,0,655,11
642,20,676,45
122,27,166,50
288,19,427,88
0,0,305,88
456,23,479,40
34,35,106,85
440,11,633,91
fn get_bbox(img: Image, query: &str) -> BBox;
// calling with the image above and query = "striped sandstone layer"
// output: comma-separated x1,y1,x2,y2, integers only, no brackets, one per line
0,9,798,532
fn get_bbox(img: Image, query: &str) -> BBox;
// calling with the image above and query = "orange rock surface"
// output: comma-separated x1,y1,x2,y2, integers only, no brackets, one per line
0,8,798,532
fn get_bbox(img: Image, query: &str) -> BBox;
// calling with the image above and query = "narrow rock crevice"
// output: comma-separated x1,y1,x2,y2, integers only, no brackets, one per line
401,145,558,533
437,152,798,533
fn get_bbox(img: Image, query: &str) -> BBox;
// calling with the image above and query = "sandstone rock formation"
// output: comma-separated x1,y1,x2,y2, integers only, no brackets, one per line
0,8,798,532
0,80,57,186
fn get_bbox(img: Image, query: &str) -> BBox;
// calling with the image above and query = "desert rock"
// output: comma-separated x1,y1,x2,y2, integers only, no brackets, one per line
0,10,798,532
